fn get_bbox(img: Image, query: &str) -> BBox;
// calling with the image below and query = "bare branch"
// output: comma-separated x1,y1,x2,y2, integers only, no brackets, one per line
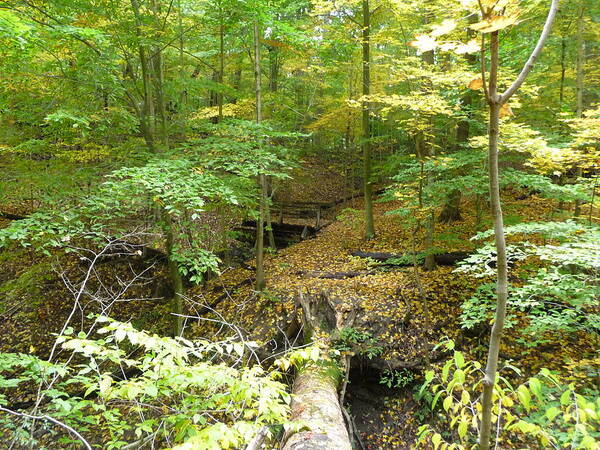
0,406,92,450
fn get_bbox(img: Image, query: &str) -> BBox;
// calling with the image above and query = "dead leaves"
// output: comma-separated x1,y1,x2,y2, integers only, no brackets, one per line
467,77,484,90
500,103,514,118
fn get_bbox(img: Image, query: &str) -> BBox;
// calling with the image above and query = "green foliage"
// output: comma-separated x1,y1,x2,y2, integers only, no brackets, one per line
187,119,301,178
170,246,221,283
0,317,290,449
458,221,600,345
333,327,383,359
379,368,414,389
416,341,600,450
386,254,425,266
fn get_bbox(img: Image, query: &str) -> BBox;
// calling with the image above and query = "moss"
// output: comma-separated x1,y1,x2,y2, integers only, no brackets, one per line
298,358,344,388
0,261,54,311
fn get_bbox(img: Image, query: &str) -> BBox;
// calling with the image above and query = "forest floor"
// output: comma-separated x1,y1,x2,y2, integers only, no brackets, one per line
187,188,594,448
0,161,597,448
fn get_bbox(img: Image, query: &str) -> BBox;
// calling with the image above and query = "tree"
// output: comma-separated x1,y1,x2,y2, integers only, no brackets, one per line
311,0,383,239
254,20,268,292
469,1,560,447
361,0,375,239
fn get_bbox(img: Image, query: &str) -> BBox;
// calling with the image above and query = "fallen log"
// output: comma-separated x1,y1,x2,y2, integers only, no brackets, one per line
296,270,370,279
351,250,469,266
281,291,354,450
282,364,351,450
0,211,27,220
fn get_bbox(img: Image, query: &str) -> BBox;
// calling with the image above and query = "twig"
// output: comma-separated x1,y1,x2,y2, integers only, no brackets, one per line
0,406,92,450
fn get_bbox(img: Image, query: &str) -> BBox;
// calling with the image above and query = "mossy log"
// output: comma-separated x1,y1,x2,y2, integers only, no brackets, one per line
281,291,355,450
295,270,368,279
282,363,351,450
351,250,469,266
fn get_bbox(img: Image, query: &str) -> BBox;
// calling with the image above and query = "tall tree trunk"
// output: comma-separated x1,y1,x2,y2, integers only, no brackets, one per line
478,2,559,447
574,5,585,217
269,45,280,92
362,0,375,239
177,0,186,105
231,61,243,104
439,190,462,223
218,6,225,123
131,0,156,151
575,6,585,119
440,15,476,224
254,22,266,292
414,133,436,271
559,35,566,108
150,0,168,147
421,137,437,270
479,33,508,449
266,181,276,250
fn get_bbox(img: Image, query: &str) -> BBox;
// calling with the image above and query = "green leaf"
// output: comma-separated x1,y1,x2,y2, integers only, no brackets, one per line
432,390,443,410
517,385,531,413
454,351,465,369
529,378,542,401
144,384,158,398
442,361,451,383
545,406,560,421
458,420,468,439
579,435,598,449
560,389,572,406
431,433,442,450
98,375,112,397
443,396,452,412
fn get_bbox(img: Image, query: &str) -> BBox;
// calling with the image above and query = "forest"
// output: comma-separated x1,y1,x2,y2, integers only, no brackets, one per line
0,0,598,448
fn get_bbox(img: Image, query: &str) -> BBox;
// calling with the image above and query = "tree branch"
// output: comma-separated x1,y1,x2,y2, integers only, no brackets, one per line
499,0,560,104
0,406,92,450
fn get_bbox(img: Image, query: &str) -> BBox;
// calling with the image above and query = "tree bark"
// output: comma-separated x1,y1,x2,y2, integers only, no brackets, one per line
254,22,266,292
269,45,280,92
415,134,437,271
217,4,225,123
281,291,353,450
149,0,168,147
479,33,507,445
130,0,156,151
574,5,585,217
439,190,462,223
559,35,566,108
282,365,351,450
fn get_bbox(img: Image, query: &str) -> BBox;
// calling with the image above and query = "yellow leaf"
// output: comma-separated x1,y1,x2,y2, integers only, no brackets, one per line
467,77,484,90
409,34,437,54
500,103,514,118
470,13,520,33
455,39,480,54
431,19,457,37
